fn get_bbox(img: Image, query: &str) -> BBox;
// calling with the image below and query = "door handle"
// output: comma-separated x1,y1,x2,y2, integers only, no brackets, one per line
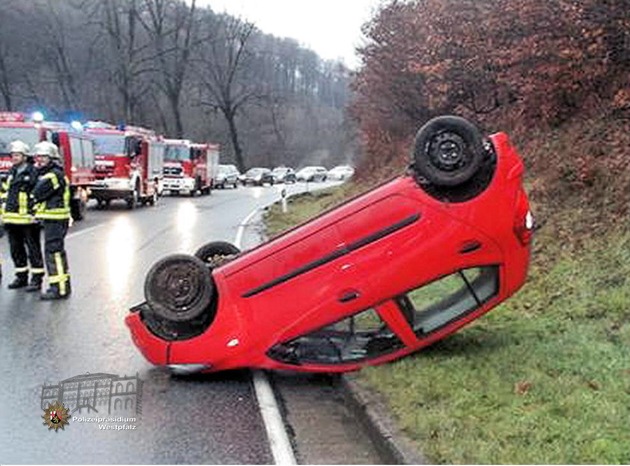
338,290,360,303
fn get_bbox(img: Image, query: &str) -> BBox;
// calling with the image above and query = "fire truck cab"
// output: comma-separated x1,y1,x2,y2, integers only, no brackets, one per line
162,139,218,196
86,122,164,209
0,112,95,221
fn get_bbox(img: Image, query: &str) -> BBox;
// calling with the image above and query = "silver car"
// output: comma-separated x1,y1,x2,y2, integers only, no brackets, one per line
215,164,240,189
327,165,355,180
296,166,327,182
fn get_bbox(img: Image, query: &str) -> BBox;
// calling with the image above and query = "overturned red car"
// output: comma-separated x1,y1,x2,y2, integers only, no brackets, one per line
126,116,533,374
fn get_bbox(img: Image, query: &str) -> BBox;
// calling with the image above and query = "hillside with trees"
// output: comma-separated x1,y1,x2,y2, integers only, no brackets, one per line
352,0,630,230
0,0,357,172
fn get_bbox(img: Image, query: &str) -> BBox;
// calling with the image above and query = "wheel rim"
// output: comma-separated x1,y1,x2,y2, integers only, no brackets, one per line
152,261,207,317
429,131,468,172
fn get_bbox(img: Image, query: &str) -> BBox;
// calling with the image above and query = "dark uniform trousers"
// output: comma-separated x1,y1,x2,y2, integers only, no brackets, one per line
32,163,72,298
5,223,44,280
42,219,70,296
1,163,45,285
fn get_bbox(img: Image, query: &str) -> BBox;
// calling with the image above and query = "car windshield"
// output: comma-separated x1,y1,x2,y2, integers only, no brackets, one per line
0,127,40,154
247,168,264,175
92,134,126,156
219,165,234,174
273,168,288,174
165,144,190,161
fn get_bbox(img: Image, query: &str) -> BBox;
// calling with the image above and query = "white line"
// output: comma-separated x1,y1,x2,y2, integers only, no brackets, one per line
235,206,296,465
253,370,296,465
234,207,260,250
66,224,105,239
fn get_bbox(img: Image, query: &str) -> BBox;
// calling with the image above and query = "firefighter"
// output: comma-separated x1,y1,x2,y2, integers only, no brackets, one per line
31,141,72,300
1,140,45,290
0,199,5,283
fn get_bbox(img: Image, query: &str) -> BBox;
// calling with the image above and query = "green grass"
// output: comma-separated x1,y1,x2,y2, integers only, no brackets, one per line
264,184,630,464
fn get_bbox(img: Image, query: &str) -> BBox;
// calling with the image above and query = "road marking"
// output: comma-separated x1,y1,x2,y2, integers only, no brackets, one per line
235,207,260,250
235,206,296,465
253,370,296,465
66,224,105,239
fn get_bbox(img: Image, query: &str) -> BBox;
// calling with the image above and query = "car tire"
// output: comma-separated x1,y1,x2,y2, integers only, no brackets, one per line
194,241,240,268
412,115,484,187
144,254,214,323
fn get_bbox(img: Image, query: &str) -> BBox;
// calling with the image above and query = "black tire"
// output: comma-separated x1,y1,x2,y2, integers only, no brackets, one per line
127,183,139,209
194,241,240,268
412,115,484,187
71,198,85,221
144,254,214,323
148,190,158,206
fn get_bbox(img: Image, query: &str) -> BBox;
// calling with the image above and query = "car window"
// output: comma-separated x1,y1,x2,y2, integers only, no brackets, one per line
397,265,499,336
267,307,405,365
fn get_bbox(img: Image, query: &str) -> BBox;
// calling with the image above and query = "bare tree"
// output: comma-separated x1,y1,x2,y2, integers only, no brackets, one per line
94,0,156,122
138,0,201,137
196,14,256,172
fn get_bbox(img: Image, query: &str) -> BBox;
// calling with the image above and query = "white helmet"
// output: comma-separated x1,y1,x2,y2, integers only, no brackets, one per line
8,140,30,155
33,141,61,161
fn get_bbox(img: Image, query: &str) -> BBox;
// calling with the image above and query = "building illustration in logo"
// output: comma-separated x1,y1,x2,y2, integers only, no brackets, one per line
41,373,142,416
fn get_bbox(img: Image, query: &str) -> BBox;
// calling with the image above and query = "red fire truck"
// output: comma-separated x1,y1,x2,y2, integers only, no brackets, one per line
162,139,218,196
85,122,164,209
0,112,96,221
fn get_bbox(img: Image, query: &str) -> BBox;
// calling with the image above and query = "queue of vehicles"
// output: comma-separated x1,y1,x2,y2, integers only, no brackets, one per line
0,111,355,222
215,164,353,187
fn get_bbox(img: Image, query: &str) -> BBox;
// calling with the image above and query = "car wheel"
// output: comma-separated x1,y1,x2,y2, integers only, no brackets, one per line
412,115,484,187
144,254,214,323
194,241,240,268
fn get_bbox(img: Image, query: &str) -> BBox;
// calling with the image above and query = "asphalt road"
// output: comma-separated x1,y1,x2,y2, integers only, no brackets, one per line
0,182,330,464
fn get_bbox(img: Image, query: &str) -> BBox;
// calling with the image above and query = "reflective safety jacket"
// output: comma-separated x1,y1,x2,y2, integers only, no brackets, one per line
31,164,71,221
0,163,39,224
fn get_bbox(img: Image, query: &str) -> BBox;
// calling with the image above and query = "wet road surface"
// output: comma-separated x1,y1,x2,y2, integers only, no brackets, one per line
0,184,314,464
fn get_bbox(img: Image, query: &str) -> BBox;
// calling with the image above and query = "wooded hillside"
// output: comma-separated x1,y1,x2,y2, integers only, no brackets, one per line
0,0,356,171
352,0,630,225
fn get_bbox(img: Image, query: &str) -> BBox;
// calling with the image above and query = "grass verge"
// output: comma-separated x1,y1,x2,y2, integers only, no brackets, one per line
264,182,630,464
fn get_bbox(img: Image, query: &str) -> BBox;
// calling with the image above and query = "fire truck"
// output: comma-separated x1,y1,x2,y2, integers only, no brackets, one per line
86,122,164,209
162,139,218,196
0,112,96,221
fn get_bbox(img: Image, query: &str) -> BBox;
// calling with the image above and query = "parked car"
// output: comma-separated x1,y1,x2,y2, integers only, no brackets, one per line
215,164,240,189
242,167,274,186
327,165,355,181
296,166,328,182
272,166,297,184
126,116,533,375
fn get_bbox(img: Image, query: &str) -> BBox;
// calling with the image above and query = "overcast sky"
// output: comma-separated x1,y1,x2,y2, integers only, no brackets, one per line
198,0,385,68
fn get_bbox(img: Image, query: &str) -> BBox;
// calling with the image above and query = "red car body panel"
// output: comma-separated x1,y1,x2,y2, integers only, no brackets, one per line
126,132,532,373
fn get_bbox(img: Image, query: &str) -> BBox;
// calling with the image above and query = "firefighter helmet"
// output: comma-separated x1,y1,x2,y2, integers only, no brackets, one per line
33,141,61,161
8,140,30,155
